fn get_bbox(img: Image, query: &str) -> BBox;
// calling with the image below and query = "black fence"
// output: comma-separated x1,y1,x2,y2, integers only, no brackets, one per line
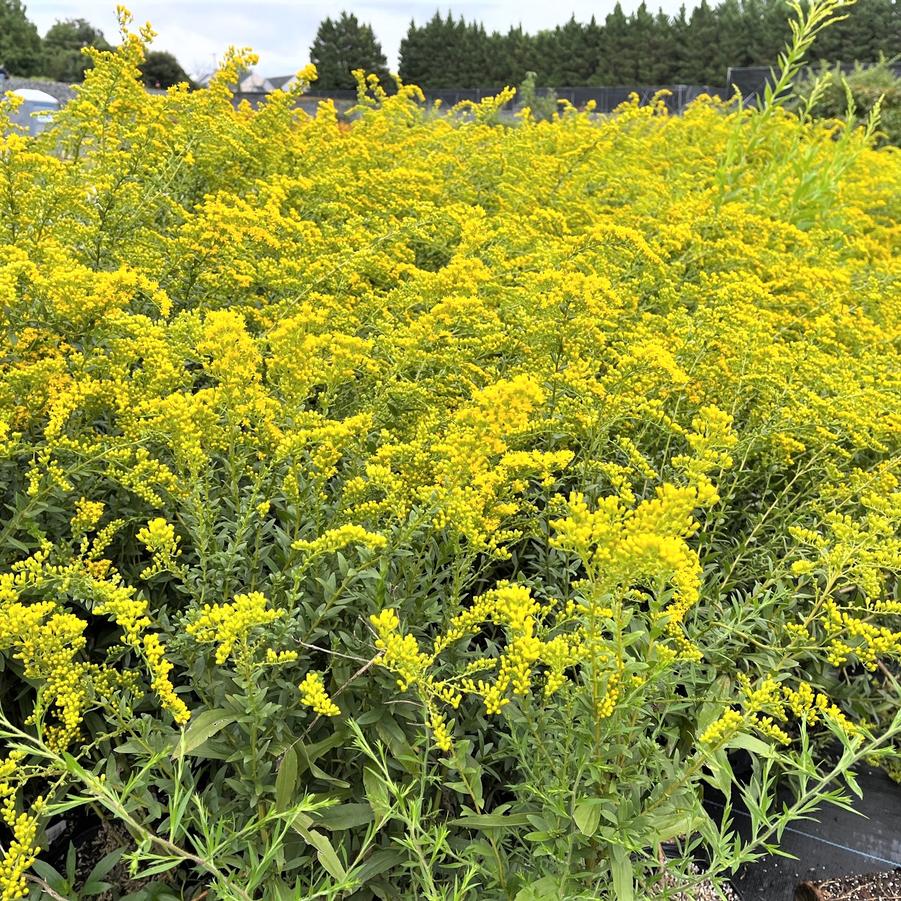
233,83,725,115
726,62,901,99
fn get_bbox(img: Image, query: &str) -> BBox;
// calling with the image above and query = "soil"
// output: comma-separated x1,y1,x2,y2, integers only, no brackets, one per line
795,869,901,900
38,813,165,900
721,765,901,901
658,860,741,900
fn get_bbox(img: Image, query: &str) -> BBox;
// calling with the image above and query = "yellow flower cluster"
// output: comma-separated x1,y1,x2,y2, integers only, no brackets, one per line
136,516,181,579
0,753,38,900
292,524,387,555
373,583,588,749
0,549,188,737
187,592,285,665
370,416,733,749
70,498,105,536
143,633,190,726
299,672,341,717
0,804,42,901
551,481,706,633
700,677,863,748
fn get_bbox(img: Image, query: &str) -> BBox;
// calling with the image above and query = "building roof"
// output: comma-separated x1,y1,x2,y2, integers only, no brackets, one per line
11,88,59,105
267,74,297,91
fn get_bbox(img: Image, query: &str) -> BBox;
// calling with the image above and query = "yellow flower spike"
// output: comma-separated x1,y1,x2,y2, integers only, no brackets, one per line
142,633,190,725
0,806,41,900
299,672,341,717
136,517,181,580
700,709,744,746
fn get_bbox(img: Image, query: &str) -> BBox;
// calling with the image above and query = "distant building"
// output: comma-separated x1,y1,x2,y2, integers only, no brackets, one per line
238,71,275,93
192,70,302,94
8,88,59,135
267,74,299,92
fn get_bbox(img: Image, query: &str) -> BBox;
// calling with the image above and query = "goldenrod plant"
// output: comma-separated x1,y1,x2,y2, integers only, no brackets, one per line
0,3,899,899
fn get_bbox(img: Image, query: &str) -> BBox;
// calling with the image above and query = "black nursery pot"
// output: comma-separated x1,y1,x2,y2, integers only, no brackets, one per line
712,765,901,901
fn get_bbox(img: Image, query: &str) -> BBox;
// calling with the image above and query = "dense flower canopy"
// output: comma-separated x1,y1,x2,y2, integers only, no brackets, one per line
0,8,898,899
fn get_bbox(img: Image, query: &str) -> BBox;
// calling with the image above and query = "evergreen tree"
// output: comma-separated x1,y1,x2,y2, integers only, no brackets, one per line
386,1,898,90
483,28,511,84
648,10,677,84
631,3,659,84
740,0,771,68
399,13,464,88
534,29,562,85
41,18,109,83
669,5,695,82
599,3,632,83
759,0,792,65
819,0,898,63
456,18,489,86
502,25,538,85
715,0,749,75
554,16,596,85
310,12,388,90
581,16,604,84
685,0,721,82
398,19,427,85
0,0,42,76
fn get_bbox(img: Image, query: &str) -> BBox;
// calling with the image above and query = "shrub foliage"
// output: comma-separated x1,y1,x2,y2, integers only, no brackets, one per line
0,5,899,900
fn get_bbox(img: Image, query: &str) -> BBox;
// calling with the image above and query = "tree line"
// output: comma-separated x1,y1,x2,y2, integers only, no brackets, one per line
3,0,897,92
313,0,897,90
0,0,190,86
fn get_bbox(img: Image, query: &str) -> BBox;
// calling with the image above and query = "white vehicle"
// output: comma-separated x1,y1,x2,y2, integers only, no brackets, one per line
8,88,59,136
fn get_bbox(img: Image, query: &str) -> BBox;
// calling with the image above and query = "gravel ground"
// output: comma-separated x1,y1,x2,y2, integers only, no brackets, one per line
659,863,741,900
796,869,901,900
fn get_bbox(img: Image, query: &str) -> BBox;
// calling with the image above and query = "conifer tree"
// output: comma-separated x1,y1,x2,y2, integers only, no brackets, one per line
398,19,427,85
310,12,388,90
631,3,659,84
648,9,677,84
389,0,896,91
685,0,721,82
600,3,632,82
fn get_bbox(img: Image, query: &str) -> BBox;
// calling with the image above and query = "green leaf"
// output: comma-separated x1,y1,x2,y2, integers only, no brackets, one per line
450,811,532,830
363,766,391,820
173,709,236,758
573,798,604,837
292,824,347,881
514,875,563,900
30,859,66,889
644,806,703,844
727,732,774,758
61,752,92,782
295,732,348,782
135,858,183,877
611,847,634,901
275,746,299,813
83,849,123,893
313,802,374,830
705,749,735,797
351,848,405,883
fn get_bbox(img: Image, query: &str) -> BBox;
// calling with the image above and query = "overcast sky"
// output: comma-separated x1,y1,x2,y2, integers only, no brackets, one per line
26,0,696,79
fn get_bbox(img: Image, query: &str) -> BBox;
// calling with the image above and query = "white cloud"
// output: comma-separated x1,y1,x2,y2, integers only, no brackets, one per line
26,0,699,78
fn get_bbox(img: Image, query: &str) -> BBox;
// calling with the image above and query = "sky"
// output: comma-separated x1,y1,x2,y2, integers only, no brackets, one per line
25,0,696,80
